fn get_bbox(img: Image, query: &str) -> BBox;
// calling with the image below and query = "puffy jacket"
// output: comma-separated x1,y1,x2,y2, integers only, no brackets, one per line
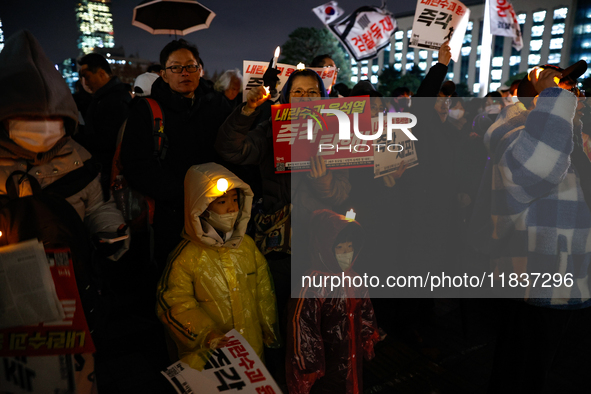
156,163,280,370
0,30,128,260
286,209,379,394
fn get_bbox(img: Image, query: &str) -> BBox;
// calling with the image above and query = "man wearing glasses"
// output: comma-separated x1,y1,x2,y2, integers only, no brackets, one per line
121,39,234,269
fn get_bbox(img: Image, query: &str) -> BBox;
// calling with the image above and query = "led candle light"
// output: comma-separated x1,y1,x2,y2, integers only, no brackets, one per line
216,178,229,193
271,46,280,69
345,209,356,220
297,62,305,70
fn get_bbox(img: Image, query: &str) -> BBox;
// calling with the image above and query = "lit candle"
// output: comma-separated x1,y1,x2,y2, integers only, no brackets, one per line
263,86,270,97
345,209,356,220
297,62,305,70
271,46,281,69
216,178,229,193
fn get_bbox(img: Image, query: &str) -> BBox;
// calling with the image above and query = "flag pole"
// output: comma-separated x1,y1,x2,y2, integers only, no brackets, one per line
479,0,493,97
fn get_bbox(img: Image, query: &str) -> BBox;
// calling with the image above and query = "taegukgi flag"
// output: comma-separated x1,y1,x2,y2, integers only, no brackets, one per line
489,0,523,50
312,1,345,25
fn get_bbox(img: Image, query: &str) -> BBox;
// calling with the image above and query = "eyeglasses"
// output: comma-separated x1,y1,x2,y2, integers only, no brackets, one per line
322,66,340,73
165,64,201,74
436,97,451,105
290,89,321,97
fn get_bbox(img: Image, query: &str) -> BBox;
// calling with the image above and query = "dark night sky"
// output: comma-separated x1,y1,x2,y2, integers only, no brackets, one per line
0,0,417,74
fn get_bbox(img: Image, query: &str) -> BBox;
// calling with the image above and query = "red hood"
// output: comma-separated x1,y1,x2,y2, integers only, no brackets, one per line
309,209,364,273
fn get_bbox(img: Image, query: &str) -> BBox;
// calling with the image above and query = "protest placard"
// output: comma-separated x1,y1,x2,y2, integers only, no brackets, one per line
271,97,373,173
489,0,523,50
242,61,336,103
409,0,471,62
328,6,396,61
0,246,95,357
372,117,419,178
162,329,282,394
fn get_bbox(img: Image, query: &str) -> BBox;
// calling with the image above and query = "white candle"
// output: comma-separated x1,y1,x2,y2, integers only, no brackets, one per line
345,209,356,220
271,46,280,69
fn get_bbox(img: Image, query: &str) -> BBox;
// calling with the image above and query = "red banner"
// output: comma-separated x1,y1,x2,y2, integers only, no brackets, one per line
0,248,95,357
271,97,373,173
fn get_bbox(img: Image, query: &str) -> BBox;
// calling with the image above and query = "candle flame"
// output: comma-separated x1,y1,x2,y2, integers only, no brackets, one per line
274,46,280,58
297,62,305,70
263,86,270,96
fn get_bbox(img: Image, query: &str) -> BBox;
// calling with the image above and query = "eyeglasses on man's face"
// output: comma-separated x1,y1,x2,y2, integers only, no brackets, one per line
166,64,201,74
290,89,321,97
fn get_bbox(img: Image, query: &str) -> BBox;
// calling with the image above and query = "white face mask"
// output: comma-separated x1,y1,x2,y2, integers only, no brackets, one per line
485,104,502,115
205,210,239,233
336,251,354,271
448,108,465,120
8,119,65,153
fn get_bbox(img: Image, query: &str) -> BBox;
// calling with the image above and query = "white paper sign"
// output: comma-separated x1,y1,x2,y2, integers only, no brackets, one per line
328,6,397,62
372,117,419,178
162,329,282,394
489,0,523,50
409,0,471,62
242,61,337,103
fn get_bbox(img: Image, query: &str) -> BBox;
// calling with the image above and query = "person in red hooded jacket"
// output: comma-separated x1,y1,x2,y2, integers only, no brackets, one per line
286,209,380,394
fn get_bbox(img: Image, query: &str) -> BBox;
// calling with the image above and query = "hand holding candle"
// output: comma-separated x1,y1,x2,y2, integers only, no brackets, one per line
263,46,282,96
244,85,271,114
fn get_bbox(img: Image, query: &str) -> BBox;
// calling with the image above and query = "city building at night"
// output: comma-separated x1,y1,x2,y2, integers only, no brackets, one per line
76,0,115,56
357,0,590,94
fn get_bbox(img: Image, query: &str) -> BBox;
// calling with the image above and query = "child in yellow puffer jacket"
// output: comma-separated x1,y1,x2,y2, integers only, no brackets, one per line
156,162,280,370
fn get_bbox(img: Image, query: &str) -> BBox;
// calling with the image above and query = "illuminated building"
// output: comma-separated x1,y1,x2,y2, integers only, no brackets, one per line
76,0,115,55
353,0,589,95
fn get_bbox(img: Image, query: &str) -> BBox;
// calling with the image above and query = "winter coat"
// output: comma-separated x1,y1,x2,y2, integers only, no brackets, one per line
121,76,236,262
0,30,128,261
156,163,280,370
483,89,591,308
286,209,379,394
75,76,131,193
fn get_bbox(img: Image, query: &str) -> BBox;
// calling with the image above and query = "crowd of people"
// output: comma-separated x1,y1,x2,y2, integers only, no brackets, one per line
2,28,591,394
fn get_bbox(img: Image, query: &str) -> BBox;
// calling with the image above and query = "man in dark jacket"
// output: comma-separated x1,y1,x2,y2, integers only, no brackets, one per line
77,53,131,196
120,39,232,268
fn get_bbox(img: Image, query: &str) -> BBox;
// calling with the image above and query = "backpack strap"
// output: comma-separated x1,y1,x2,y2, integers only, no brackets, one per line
143,98,168,161
5,171,42,200
44,158,100,199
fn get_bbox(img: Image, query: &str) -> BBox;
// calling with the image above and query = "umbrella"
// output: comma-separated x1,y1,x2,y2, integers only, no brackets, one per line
132,0,216,36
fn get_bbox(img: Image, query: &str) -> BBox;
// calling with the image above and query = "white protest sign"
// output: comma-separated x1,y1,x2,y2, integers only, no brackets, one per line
409,0,471,62
372,117,419,178
489,0,523,50
328,6,396,62
242,61,337,103
162,329,282,394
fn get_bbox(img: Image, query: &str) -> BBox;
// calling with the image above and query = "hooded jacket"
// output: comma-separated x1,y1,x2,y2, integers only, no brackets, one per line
156,163,280,370
286,209,379,394
0,30,128,260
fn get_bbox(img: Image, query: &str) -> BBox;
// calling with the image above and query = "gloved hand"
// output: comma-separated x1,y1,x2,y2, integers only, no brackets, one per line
92,224,128,258
262,57,281,96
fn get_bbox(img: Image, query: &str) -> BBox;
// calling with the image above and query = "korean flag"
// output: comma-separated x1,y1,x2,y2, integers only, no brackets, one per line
312,1,345,25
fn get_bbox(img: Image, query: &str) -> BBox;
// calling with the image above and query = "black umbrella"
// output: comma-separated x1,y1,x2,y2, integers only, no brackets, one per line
132,0,216,36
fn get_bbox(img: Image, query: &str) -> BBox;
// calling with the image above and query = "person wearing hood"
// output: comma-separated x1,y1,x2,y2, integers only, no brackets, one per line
286,209,379,394
0,30,129,259
76,53,132,197
121,39,236,269
0,29,130,393
156,163,279,370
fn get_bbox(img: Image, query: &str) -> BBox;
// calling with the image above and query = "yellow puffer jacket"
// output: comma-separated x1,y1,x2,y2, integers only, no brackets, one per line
156,163,280,370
